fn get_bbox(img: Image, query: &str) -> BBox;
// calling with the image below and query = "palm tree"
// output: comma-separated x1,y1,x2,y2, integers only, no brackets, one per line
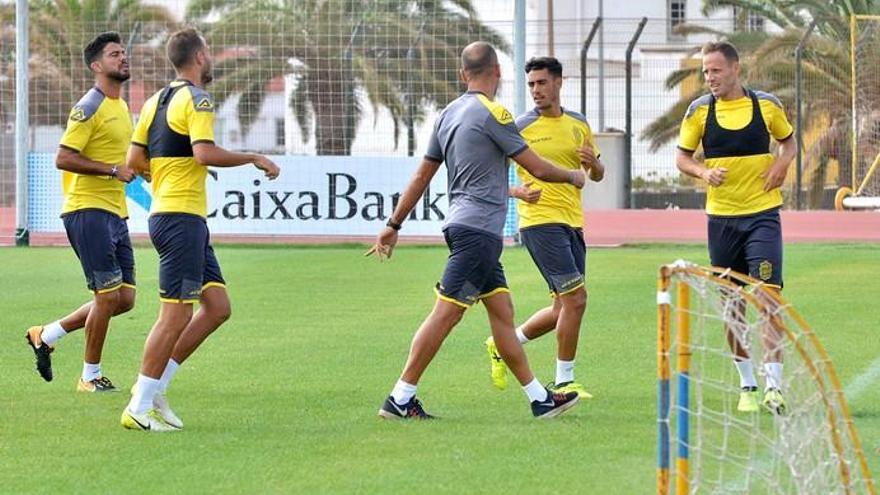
1,0,177,127
185,0,509,155
641,0,879,207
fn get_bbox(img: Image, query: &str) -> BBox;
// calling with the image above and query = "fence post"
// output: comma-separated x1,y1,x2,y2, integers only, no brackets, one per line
580,17,602,116
624,17,647,209
15,0,29,246
794,20,816,210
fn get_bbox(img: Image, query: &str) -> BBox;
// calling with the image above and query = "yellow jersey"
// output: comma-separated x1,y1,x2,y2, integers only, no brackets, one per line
132,79,216,218
678,89,793,216
515,108,600,229
59,87,132,218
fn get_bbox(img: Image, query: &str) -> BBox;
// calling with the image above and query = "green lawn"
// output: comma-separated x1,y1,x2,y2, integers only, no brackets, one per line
1,243,877,494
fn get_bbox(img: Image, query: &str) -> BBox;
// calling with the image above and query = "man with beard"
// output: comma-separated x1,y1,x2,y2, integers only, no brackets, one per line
25,32,137,392
122,27,279,431
485,57,604,398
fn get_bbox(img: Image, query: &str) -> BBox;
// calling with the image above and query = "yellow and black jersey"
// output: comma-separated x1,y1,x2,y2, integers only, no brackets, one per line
678,89,793,216
515,108,600,229
59,87,132,218
132,79,216,218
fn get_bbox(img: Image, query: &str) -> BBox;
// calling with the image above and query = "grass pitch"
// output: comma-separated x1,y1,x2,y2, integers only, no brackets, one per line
1,243,877,493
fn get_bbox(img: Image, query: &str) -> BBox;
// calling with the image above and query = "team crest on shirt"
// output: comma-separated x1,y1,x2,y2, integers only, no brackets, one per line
758,260,773,281
194,97,214,111
69,106,87,122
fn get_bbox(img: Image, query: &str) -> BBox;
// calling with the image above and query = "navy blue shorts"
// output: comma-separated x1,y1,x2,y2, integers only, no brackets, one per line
435,225,509,308
149,213,225,303
62,209,135,292
520,224,586,296
708,208,783,288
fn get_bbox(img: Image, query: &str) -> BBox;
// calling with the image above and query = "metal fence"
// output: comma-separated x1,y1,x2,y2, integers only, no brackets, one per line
0,3,853,244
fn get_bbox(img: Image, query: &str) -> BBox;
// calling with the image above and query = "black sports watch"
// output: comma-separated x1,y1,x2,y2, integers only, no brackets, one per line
386,219,402,231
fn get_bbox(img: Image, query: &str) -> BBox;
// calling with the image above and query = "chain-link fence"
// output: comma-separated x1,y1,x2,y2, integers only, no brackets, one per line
0,3,857,243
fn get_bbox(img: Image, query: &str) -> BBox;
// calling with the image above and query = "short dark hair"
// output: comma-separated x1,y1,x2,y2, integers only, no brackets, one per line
460,41,498,77
166,27,206,69
701,41,739,62
524,56,563,77
83,32,122,69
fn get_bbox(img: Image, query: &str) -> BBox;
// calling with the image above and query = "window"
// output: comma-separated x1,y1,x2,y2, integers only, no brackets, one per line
668,0,687,41
733,7,765,33
275,118,285,148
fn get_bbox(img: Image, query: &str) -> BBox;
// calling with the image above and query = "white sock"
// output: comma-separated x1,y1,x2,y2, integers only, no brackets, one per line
127,374,160,415
522,378,548,402
82,362,101,382
556,359,575,385
734,359,758,389
158,359,180,394
41,321,67,346
515,326,530,345
764,362,783,391
390,380,417,405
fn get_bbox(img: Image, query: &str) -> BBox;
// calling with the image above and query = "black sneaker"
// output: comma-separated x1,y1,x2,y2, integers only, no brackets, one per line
531,388,579,419
25,326,54,382
77,376,118,393
378,396,436,420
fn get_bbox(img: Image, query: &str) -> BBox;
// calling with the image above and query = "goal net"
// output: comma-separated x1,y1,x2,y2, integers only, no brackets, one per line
656,262,874,494
846,15,880,209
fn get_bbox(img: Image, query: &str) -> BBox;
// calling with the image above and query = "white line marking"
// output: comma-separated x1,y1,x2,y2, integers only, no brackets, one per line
844,355,880,401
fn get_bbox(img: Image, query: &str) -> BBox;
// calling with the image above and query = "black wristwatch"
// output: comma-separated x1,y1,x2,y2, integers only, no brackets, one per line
386,219,402,231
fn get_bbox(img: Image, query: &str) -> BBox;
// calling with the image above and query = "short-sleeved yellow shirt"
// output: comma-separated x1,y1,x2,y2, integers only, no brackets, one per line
132,80,216,218
515,108,600,229
678,90,793,216
59,87,132,218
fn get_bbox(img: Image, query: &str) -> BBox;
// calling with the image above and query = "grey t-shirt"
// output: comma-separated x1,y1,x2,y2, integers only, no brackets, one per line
425,91,527,237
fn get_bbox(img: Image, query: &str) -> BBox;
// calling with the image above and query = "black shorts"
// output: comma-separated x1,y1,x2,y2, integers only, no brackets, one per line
62,208,135,293
520,223,586,296
435,225,509,308
149,213,225,303
708,208,783,288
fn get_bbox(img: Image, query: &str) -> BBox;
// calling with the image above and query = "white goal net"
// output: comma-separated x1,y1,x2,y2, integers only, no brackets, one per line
656,262,874,494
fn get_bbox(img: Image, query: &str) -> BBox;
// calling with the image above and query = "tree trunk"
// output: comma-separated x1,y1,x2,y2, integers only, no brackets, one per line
306,69,355,155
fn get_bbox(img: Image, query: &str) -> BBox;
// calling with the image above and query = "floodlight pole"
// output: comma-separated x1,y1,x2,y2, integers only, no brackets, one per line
507,0,527,242
597,0,605,130
15,0,29,246
514,0,526,116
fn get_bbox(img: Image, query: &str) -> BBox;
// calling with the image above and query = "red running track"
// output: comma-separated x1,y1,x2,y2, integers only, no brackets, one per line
1,207,878,247
583,209,880,246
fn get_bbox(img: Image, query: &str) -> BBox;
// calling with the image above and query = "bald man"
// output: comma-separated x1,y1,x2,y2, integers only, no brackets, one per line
368,41,585,420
